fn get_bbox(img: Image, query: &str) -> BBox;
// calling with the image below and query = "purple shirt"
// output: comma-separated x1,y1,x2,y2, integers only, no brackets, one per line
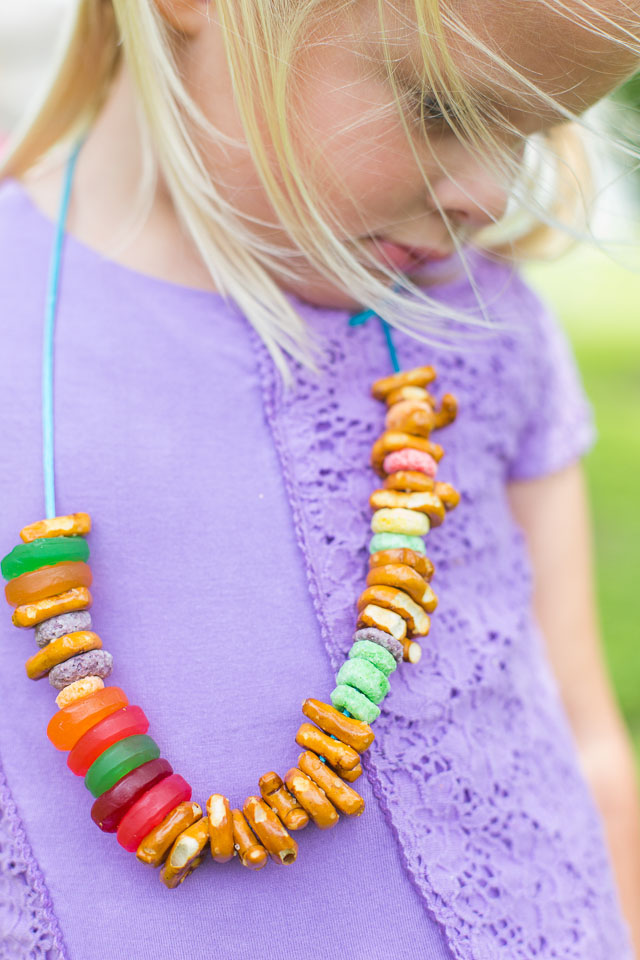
0,178,633,960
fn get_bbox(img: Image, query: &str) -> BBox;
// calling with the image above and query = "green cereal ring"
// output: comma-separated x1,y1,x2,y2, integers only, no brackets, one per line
84,734,160,798
1,537,89,581
348,640,397,678
336,658,390,704
331,683,380,723
368,532,426,555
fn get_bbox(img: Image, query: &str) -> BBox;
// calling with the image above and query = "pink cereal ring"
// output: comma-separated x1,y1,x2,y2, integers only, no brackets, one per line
383,448,438,478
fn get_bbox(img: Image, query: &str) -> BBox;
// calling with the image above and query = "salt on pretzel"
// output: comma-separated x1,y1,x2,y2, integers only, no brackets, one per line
284,767,339,829
369,488,445,527
298,750,365,817
206,794,235,863
160,815,209,888
371,366,436,401
357,585,430,637
12,586,92,628
356,603,407,641
259,771,309,831
243,796,298,865
369,547,434,581
230,808,268,870
301,698,374,753
295,722,360,773
366,564,438,613
371,431,444,477
136,801,203,867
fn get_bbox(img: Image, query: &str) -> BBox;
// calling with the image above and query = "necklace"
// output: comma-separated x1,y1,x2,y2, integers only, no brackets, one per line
1,140,459,888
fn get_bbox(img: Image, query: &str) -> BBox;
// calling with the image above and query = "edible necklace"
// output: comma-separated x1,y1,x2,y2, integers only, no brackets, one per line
1,139,459,887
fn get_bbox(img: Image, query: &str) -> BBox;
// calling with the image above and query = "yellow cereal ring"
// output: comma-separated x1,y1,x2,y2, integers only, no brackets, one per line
25,631,102,680
20,513,91,543
371,508,429,537
55,675,104,709
12,586,92,628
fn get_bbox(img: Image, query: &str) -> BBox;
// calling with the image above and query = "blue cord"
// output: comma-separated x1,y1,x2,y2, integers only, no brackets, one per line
348,295,401,374
42,137,85,519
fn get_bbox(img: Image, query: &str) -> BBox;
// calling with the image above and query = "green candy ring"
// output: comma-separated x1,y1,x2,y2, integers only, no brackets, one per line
84,734,160,798
1,536,89,581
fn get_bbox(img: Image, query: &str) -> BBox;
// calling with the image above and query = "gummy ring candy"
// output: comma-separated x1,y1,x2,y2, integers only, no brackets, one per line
1,537,89,581
5,561,92,607
117,773,192,852
91,757,173,832
67,705,149,776
84,734,160,798
47,686,128,751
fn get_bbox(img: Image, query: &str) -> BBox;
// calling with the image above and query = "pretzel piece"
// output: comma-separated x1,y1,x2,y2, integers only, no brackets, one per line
298,750,365,816
284,768,339,829
301,698,374,753
20,512,91,543
370,489,445,526
243,796,298,865
259,771,309,831
340,763,363,782
371,366,436,401
160,816,209,888
206,794,235,863
371,431,444,476
357,586,430,637
403,640,423,663
369,547,434,580
366,564,437,611
385,385,435,407
385,400,436,437
12,587,92,628
433,393,458,429
136,801,203,867
25,631,102,680
435,482,461,511
295,723,360,772
383,470,435,493
230,808,268,870
356,603,407,641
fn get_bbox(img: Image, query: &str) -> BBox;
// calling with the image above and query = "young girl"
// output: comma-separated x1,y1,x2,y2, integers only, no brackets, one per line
1,0,639,957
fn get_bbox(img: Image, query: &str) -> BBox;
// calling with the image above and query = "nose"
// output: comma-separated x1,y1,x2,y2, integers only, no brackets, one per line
429,158,511,229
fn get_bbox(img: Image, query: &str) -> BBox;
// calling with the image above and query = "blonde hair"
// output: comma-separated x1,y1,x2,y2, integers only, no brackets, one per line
2,0,639,381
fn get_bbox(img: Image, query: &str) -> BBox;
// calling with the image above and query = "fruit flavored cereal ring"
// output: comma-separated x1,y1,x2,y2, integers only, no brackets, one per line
295,722,360,772
336,658,390,705
136,801,203,867
5,561,92,607
1,537,89,581
117,773,192,852
47,686,129,751
366,563,435,610
206,794,235,863
67,704,149,776
340,762,363,782
371,365,436,401
90,757,173,832
301,698,375,753
370,489,445,527
19,513,91,544
348,639,397,678
160,815,209,888
284,768,339,830
12,586,92,628
357,585,430,637
369,547,434,580
55,675,104,709
25,630,102,680
434,481,461,510
298,750,365,817
369,532,426,556
35,609,92,647
352,626,404,664
230,808,268,870
385,400,436,437
384,469,434,493
382,448,438,479
49,649,113,689
85,733,161,798
330,682,380,723
403,639,423,663
259,771,309,831
356,603,407,642
243,796,298,865
371,507,430,537
372,432,443,477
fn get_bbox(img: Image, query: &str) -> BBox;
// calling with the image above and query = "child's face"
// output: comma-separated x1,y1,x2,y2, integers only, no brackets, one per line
175,0,640,308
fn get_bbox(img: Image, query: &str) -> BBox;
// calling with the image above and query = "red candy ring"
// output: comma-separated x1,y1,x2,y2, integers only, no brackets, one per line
67,705,149,776
116,773,192,852
91,757,173,833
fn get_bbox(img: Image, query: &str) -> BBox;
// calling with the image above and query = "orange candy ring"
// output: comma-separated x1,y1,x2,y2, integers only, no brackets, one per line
5,561,92,607
47,686,129,752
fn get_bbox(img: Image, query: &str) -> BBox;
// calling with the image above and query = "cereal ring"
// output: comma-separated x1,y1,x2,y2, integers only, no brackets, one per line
366,563,435,609
12,586,92,628
5,561,92,607
206,794,235,862
336,659,390,704
160,815,209,888
301,698,375,753
55,675,104,709
371,366,436,401
352,626,404,664
284,768,339,830
117,773,192,852
370,489,445,527
49,649,113,689
383,470,435,493
243,796,298,865
372,432,443,477
84,733,161,798
348,639,397,678
403,640,423,663
230,808,268,870
369,547,434,580
385,400,436,436
357,585,430,637
19,513,91,544
371,507,430,537
298,750,365,817
137,801,203,867
382,448,438,478
90,757,173,833
35,609,92,647
369,532,426,555
47,686,129,751
356,603,407,641
295,723,360,772
67,704,149,776
330,683,380,723
259,771,309,831
25,630,102,680
1,537,89,581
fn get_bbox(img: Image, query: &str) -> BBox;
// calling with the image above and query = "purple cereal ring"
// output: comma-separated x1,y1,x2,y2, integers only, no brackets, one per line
353,627,403,664
35,610,92,648
383,448,438,478
48,649,113,690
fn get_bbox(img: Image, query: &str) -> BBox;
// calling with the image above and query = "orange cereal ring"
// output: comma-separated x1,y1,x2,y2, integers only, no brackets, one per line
230,808,268,870
356,603,407,641
371,431,444,477
357,585,430,637
11,586,92,628
243,796,298,865
160,816,209,888
25,630,102,680
301,698,374,753
20,512,91,543
298,750,365,816
47,686,129,751
366,564,435,610
294,723,360,773
284,768,339,830
384,470,435,493
259,771,309,831
371,366,436,401
206,794,235,863
136,801,203,867
5,561,92,607
369,489,445,526
369,547,434,580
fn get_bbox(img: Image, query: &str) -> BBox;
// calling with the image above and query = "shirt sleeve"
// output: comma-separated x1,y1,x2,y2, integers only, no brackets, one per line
507,292,597,481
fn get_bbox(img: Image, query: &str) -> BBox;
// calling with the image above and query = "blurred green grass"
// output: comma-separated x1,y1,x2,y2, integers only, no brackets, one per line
525,245,640,764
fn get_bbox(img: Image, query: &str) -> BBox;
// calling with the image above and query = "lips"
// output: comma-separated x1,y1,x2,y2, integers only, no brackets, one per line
370,236,454,271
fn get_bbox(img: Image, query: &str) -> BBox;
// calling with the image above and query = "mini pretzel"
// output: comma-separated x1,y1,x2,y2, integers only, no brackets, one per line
370,489,445,526
136,801,203,867
384,470,434,493
366,564,437,612
403,640,423,663
5,561,93,607
12,586,92,628
206,794,235,863
284,768,339,830
230,808,268,870
385,400,436,437
243,796,298,865
357,585,430,637
25,630,102,680
301,698,374,753
259,771,309,831
298,751,365,817
371,431,444,476
340,763,363,782
160,815,209,888
371,365,436,401
433,393,458,429
385,384,436,407
295,722,360,773
356,603,407,641
434,482,460,510
20,512,91,543
369,547,434,580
